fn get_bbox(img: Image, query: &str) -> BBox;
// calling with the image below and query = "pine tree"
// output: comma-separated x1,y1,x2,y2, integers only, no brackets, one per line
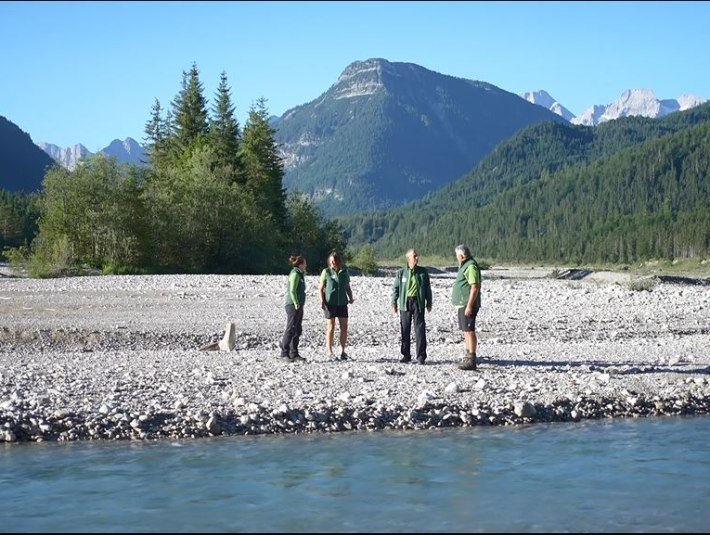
170,62,209,155
241,97,287,228
143,98,168,169
209,71,243,182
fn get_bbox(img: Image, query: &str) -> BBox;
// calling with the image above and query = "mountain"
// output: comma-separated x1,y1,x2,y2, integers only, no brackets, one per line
341,102,710,263
520,90,575,121
273,58,568,217
100,138,147,167
36,142,91,171
37,137,148,170
572,89,707,126
0,116,56,192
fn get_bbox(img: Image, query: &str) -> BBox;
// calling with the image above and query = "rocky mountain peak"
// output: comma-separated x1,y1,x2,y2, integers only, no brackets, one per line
520,90,575,121
572,89,708,126
606,88,663,119
36,142,91,171
331,58,393,100
677,93,707,110
36,137,147,170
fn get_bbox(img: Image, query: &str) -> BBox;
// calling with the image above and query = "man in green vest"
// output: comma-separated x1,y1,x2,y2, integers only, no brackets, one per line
392,248,433,364
451,244,481,370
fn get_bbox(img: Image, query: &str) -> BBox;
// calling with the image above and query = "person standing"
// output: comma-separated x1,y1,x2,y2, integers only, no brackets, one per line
280,254,308,363
452,244,481,370
391,248,432,364
319,251,354,361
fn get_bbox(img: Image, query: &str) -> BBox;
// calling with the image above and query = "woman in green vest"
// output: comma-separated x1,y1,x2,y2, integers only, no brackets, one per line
280,254,308,362
319,251,354,361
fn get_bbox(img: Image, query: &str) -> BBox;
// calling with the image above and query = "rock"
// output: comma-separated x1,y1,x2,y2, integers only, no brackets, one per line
206,416,221,435
444,382,460,394
514,401,537,418
219,323,236,351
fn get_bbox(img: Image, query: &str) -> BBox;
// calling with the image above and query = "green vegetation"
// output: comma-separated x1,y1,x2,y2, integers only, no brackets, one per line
341,103,710,266
628,277,659,292
0,189,39,259
3,70,709,277
348,244,379,275
4,63,344,277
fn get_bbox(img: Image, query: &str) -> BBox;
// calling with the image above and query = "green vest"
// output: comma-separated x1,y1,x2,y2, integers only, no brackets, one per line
321,267,350,306
451,258,481,308
392,265,432,311
284,268,306,307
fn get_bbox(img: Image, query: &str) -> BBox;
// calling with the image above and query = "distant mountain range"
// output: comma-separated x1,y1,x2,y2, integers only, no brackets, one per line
522,88,707,126
36,137,147,171
33,87,708,175
2,57,707,216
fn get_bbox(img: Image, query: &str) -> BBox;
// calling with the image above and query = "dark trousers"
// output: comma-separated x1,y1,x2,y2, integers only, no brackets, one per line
400,297,427,361
281,304,304,358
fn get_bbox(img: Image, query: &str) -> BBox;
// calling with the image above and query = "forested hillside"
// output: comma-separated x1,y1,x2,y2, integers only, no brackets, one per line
274,58,566,216
0,116,56,192
341,103,710,264
0,190,39,254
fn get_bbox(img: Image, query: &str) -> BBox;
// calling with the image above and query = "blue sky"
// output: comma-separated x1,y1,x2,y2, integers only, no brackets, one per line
2,1,709,151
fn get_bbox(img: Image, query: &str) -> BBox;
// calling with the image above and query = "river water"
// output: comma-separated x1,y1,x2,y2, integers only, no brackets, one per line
2,415,708,532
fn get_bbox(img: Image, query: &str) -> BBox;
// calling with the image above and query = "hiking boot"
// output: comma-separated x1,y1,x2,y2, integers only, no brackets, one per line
458,354,477,371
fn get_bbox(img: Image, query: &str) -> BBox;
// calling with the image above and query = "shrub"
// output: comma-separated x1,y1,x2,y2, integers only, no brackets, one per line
629,277,658,292
350,244,378,276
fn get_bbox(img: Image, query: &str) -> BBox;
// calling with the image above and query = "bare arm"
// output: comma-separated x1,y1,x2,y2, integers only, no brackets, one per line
465,284,479,317
319,277,326,306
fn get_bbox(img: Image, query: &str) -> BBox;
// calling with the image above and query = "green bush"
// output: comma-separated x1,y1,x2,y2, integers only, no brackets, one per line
350,244,378,276
629,277,658,292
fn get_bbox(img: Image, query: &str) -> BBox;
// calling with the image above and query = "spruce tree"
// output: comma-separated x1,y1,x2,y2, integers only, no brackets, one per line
210,71,243,182
143,98,168,169
170,62,209,155
241,97,287,228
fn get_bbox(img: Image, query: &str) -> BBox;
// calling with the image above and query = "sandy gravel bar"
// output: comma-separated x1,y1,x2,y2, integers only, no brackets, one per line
1,268,709,442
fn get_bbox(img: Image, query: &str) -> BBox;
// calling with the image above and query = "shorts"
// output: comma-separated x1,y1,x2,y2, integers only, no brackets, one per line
457,306,478,332
323,304,348,319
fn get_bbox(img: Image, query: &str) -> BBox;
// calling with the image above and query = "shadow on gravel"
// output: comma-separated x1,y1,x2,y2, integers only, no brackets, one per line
655,275,710,286
472,357,710,375
549,269,710,286
555,269,593,280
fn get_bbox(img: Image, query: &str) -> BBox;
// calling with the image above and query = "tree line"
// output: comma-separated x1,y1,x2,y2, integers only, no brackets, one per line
2,64,345,276
4,85,709,274
341,104,710,264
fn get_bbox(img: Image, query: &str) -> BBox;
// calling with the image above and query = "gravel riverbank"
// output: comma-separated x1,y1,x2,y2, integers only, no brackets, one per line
1,267,709,443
